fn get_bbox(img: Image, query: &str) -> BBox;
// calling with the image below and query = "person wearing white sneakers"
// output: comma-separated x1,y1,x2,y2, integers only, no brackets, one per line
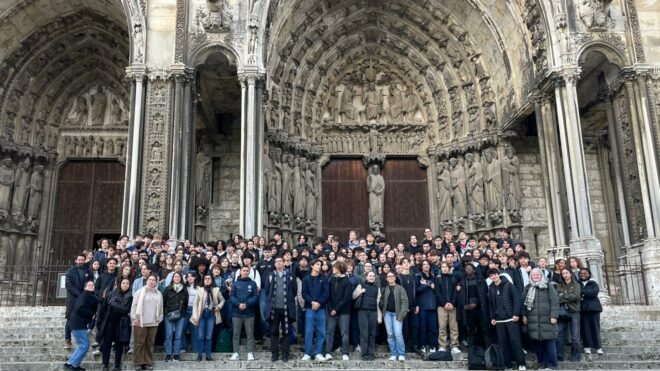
578,268,604,356
301,259,329,362
379,272,409,362
228,264,259,362
434,262,461,355
324,261,353,362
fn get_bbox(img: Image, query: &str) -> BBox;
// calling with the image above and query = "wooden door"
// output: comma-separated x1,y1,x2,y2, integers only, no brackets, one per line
383,158,430,246
322,158,369,241
50,161,125,265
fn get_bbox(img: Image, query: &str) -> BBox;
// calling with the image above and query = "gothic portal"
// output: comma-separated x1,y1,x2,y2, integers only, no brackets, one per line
1,0,660,303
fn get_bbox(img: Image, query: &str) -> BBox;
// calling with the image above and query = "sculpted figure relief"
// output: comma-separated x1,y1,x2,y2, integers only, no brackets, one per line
484,148,503,212
195,144,212,210
367,164,385,231
305,161,317,221
436,160,453,222
268,149,282,213
450,157,467,220
577,0,612,29
465,153,485,215
90,87,107,126
281,154,294,216
12,158,31,217
502,146,522,212
0,158,15,213
292,157,305,219
66,96,88,126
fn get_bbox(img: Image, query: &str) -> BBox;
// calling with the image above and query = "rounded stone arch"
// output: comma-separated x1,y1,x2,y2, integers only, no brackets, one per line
189,42,242,70
120,0,147,65
577,42,628,69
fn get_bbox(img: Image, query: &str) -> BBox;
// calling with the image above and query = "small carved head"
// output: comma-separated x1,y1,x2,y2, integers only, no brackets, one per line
449,157,458,167
370,164,380,174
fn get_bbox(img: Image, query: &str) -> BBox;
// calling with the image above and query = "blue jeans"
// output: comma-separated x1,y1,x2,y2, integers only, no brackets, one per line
418,309,438,348
384,312,405,357
164,316,186,355
198,309,215,357
304,308,326,356
184,306,199,353
535,339,558,369
68,329,89,367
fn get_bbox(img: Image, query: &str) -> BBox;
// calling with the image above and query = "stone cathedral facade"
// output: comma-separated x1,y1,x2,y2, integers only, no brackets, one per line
0,0,659,302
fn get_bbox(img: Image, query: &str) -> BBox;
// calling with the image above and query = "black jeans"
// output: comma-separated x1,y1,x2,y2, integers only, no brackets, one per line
101,319,125,367
269,309,290,357
357,310,377,358
494,321,526,368
403,310,419,351
466,309,490,347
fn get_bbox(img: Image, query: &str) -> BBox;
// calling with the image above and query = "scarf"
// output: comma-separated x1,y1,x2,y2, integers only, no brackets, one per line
173,283,182,293
524,268,547,311
203,285,214,309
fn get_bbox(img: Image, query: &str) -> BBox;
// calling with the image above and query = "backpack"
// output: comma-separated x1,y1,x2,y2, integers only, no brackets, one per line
485,344,505,370
214,327,232,353
426,350,453,361
468,346,487,370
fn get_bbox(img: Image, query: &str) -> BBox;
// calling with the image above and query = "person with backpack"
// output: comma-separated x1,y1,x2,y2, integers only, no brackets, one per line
162,272,188,362
353,270,380,360
488,269,526,371
521,268,559,371
556,268,581,362
579,268,603,355
262,256,298,362
435,261,461,354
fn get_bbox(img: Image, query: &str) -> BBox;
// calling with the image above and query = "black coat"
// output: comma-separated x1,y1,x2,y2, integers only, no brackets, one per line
98,288,132,343
434,273,458,307
65,266,91,319
69,290,99,330
580,280,603,313
488,280,521,321
163,284,189,315
457,274,490,329
521,284,559,341
327,275,353,315
263,270,298,320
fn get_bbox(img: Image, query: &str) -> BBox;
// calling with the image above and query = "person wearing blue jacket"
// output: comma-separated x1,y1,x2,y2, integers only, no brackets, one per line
435,262,461,354
416,260,438,353
301,259,329,361
229,265,259,361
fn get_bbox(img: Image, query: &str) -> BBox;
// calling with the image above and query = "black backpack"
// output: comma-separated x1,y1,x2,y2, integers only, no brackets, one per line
426,350,453,361
468,346,487,370
485,344,505,370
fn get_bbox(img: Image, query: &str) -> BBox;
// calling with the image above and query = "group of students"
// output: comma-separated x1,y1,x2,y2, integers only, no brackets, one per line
62,228,604,371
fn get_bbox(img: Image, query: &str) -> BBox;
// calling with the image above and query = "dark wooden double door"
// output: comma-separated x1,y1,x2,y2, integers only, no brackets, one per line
50,161,125,265
322,158,429,246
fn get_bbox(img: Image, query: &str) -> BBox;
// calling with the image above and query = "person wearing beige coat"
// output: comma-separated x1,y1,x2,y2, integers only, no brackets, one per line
190,276,225,361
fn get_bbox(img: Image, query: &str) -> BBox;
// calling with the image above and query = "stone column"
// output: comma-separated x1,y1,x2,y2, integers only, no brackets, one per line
535,93,568,259
552,69,605,285
168,66,185,240
239,72,264,237
122,67,147,238
179,69,194,240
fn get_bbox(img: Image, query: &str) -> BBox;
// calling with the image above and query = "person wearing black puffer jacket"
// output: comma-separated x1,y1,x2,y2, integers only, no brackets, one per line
98,278,133,371
324,261,353,361
65,281,99,371
579,268,603,355
488,269,526,371
162,272,188,362
435,262,460,354
353,271,380,360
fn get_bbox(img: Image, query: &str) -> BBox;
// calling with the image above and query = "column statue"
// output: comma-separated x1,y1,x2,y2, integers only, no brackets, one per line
12,158,31,217
27,165,44,220
502,146,522,212
195,144,212,214
436,160,453,223
484,148,503,212
268,149,282,215
450,157,468,220
465,152,486,215
305,161,317,221
293,157,305,219
367,164,385,232
0,158,15,217
281,153,294,216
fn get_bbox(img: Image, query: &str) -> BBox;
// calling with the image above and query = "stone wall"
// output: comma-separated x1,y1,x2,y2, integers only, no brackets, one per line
585,149,614,261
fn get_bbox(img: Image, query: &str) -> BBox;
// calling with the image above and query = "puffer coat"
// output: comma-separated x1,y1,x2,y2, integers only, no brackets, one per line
557,280,581,313
521,283,559,341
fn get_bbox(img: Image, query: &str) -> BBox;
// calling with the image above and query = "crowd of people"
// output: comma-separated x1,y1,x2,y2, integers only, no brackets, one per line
62,228,604,371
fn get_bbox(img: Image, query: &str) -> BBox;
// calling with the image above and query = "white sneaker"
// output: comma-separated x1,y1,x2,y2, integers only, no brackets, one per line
247,353,254,361
430,347,436,353
583,348,591,354
398,355,405,361
314,354,326,361
596,348,604,355
127,349,133,354
342,355,349,361
389,356,397,361
451,347,461,354
518,366,526,371
179,349,186,354
301,354,311,361
438,347,446,352
324,353,333,360
230,353,239,361
355,345,361,353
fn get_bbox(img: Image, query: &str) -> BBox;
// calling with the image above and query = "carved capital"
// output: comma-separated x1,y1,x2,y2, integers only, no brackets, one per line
147,68,172,81
125,66,147,81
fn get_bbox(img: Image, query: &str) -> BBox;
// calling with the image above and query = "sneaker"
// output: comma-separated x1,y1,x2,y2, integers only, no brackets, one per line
430,348,436,353
461,340,468,347
583,348,591,354
389,356,397,361
206,355,213,361
65,340,72,349
596,348,604,355
451,347,462,354
324,353,333,360
173,355,180,362
247,353,255,361
196,354,203,362
92,350,101,356
314,354,326,362
91,342,100,348
301,354,312,361
398,355,405,361
438,347,446,352
355,345,361,353
342,355,349,361
179,349,185,354
230,353,239,361
518,366,526,371
164,355,171,362
127,349,133,355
